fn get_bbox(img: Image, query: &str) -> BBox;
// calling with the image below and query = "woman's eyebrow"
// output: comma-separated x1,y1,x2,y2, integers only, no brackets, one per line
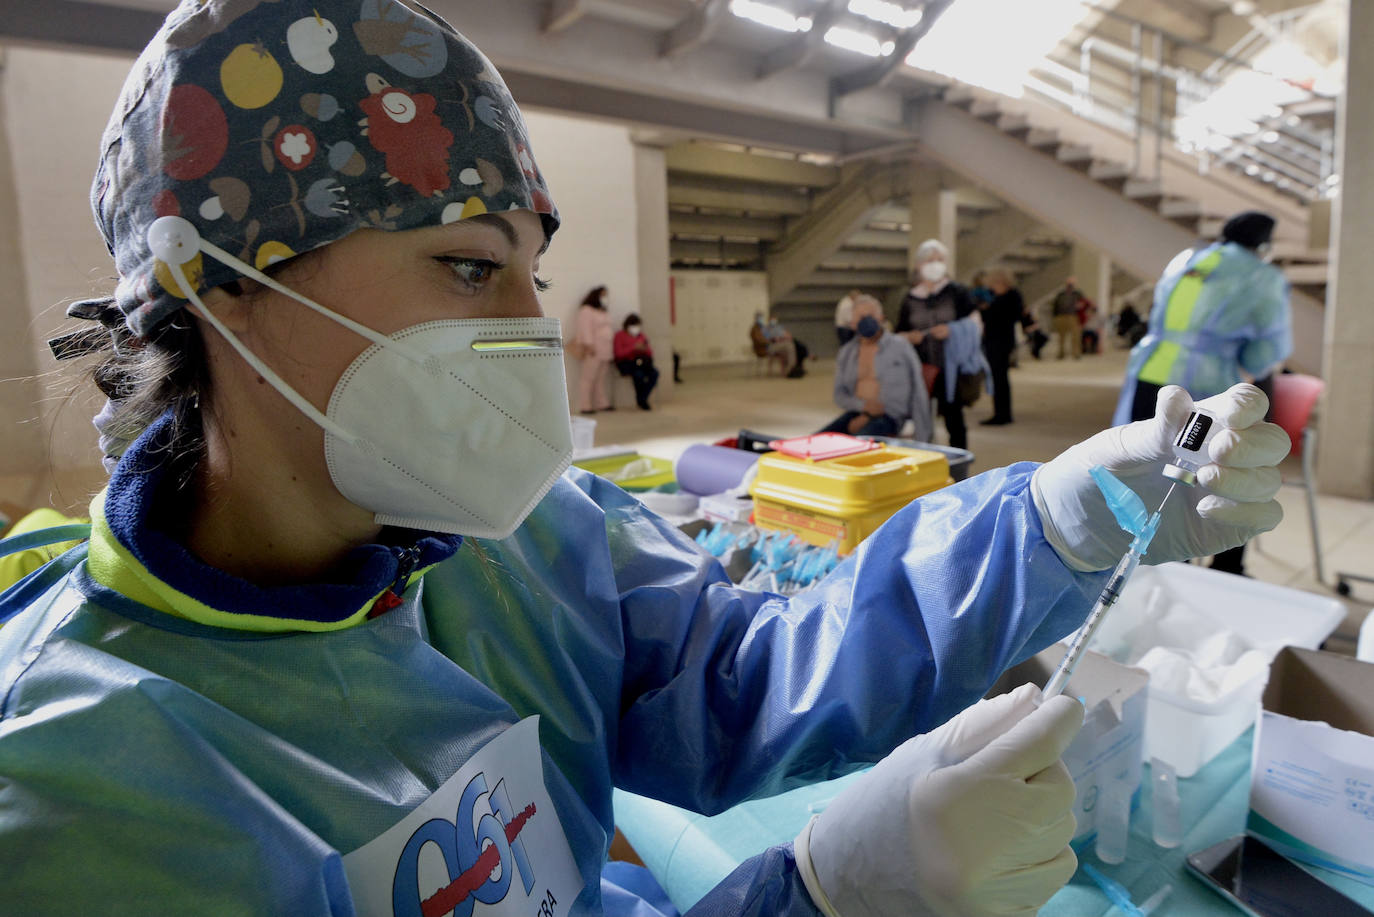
462,213,520,248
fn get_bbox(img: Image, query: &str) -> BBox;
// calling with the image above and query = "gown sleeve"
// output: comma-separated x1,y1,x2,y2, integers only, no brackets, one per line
577,463,1106,813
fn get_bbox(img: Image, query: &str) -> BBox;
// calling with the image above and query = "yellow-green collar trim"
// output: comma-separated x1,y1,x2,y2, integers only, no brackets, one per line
85,488,432,634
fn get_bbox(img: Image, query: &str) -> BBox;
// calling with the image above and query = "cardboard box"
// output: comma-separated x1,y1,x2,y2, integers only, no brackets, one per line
1248,647,1374,885
988,646,1149,843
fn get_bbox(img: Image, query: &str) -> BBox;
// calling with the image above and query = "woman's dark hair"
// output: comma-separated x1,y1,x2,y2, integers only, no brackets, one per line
622,313,641,331
581,286,607,309
52,297,212,486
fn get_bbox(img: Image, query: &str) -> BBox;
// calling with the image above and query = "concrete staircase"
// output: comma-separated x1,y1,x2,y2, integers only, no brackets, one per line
908,84,1327,373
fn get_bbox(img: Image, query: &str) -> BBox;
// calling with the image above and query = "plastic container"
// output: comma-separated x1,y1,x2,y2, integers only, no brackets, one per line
865,437,975,482
570,415,596,454
572,453,676,491
749,444,951,554
1103,562,1345,777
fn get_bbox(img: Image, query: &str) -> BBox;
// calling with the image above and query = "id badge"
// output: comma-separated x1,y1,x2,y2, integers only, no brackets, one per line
343,717,581,917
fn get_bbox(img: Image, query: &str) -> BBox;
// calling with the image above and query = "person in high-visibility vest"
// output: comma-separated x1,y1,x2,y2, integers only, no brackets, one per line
1114,210,1292,575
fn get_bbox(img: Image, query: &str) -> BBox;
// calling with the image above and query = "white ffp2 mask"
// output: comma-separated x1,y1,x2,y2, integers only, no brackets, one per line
325,318,573,539
919,261,948,283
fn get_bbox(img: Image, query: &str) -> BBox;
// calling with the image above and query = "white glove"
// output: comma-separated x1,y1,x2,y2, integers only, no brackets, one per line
796,684,1084,917
1031,383,1290,571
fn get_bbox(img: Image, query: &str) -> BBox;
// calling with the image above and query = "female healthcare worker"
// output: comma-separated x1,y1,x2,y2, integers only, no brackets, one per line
0,3,1290,916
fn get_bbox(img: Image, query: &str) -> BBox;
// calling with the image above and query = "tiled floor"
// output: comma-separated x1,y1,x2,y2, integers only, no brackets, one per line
588,347,1374,646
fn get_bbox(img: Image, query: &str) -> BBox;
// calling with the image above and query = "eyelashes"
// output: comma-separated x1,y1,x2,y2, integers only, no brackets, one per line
435,255,551,294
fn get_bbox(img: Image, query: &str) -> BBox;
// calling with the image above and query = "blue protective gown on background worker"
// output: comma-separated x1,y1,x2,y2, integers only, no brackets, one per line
1112,240,1292,426
0,414,1105,916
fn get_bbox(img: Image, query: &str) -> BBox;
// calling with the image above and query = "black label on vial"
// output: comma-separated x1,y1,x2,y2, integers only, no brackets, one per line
1174,412,1213,453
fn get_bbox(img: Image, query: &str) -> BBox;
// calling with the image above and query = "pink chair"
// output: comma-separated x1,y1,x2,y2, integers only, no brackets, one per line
1267,374,1325,584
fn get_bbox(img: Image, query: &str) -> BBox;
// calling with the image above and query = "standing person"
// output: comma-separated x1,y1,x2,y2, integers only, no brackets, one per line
613,313,659,410
575,286,614,414
819,295,932,440
834,288,861,348
897,239,977,449
1051,278,1084,360
0,4,1290,915
1114,210,1292,576
980,270,1036,426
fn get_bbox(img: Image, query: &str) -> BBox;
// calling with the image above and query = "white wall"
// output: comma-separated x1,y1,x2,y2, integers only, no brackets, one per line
0,47,657,510
1,46,132,511
671,270,769,365
519,110,646,399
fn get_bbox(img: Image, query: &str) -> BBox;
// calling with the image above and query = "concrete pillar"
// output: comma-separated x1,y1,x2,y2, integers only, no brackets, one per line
0,50,46,494
1071,243,1112,315
1318,0,1374,499
907,165,957,278
633,142,674,399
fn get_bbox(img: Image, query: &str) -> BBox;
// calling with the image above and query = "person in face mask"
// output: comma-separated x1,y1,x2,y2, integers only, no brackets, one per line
3,3,1292,915
613,313,660,410
897,238,979,449
819,296,932,440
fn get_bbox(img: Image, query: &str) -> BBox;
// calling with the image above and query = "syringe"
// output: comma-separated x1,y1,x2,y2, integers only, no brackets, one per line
1041,499,1162,700
1042,409,1221,701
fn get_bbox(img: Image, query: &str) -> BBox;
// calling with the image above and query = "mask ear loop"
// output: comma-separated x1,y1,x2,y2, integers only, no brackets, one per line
147,216,362,446
195,235,430,366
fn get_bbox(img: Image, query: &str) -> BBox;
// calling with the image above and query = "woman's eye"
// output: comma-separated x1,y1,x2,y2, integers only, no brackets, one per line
438,256,501,289
534,275,553,293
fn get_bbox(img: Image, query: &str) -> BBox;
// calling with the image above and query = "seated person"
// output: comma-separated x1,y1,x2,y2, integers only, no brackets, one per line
612,314,660,410
819,296,933,440
765,315,799,376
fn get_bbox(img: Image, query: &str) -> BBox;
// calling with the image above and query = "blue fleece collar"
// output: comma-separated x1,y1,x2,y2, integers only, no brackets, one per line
101,411,461,626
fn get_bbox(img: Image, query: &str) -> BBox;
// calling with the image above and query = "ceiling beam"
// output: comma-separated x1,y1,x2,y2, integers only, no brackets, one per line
831,0,953,100
0,0,162,54
671,239,765,261
1149,0,1217,42
542,0,590,33
756,0,845,81
822,249,910,269
669,212,786,241
665,144,840,187
660,0,730,59
667,182,813,215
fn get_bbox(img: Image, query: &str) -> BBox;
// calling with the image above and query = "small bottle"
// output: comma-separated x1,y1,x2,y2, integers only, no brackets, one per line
1151,757,1182,849
1162,407,1221,486
1095,777,1131,865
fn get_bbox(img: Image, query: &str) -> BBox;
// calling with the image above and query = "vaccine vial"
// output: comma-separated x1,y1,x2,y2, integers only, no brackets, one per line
1151,757,1182,849
1162,407,1221,486
1094,777,1131,865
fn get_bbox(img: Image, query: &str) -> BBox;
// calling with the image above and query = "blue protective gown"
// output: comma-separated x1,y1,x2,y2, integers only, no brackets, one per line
0,415,1105,916
1112,241,1292,426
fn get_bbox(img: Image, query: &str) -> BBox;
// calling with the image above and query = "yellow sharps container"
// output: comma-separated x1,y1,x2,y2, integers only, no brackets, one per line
749,434,952,554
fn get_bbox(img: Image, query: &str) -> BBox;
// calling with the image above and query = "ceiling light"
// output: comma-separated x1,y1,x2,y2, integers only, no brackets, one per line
1261,130,1280,143
729,0,810,33
1231,1,1256,15
848,0,923,30
1245,163,1260,175
825,26,889,57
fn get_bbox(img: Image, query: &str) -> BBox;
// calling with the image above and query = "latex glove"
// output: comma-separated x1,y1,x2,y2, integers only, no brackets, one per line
1031,383,1290,571
796,684,1084,917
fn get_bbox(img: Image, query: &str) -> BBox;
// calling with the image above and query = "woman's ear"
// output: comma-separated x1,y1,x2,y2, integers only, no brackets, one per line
198,282,257,334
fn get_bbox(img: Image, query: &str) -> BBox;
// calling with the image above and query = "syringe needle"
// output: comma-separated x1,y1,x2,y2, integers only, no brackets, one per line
1156,481,1179,515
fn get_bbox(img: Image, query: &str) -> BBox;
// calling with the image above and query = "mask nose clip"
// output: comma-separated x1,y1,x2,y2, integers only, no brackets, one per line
147,215,202,266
